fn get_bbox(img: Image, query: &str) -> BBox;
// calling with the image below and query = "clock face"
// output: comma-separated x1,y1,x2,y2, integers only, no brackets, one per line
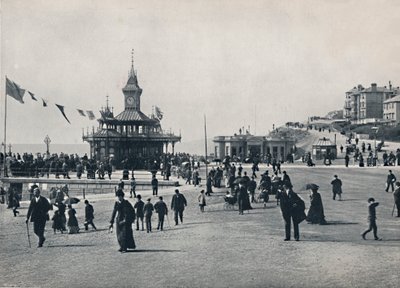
126,96,134,105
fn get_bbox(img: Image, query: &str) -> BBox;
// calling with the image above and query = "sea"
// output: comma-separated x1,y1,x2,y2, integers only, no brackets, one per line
9,144,90,156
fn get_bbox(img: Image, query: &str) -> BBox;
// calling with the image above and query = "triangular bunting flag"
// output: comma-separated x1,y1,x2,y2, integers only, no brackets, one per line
86,110,96,120
55,104,71,124
42,98,48,107
28,91,38,101
6,77,25,103
77,109,86,117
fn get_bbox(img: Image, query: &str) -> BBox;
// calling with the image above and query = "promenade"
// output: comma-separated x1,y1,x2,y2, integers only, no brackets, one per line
1,165,400,288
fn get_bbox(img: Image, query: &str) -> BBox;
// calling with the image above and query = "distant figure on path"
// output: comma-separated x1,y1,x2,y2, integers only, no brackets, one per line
130,177,137,198
109,190,136,252
151,175,158,196
198,190,206,212
393,182,400,217
344,154,350,167
248,176,257,203
361,198,381,241
276,183,306,241
134,194,144,231
154,196,168,230
331,175,343,200
143,198,154,233
67,205,79,234
238,181,252,215
206,175,213,196
9,188,20,217
282,171,292,189
26,188,52,247
385,170,396,193
171,189,187,225
84,200,97,231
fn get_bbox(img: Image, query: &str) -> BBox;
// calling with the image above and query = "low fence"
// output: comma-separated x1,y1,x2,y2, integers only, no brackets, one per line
0,177,179,201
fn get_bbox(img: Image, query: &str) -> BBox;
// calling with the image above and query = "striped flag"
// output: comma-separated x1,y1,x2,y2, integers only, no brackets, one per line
86,110,96,120
6,77,25,103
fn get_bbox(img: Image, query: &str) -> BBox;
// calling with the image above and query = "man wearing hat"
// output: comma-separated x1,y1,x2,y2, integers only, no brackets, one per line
154,196,168,230
171,189,187,225
133,194,145,231
385,170,396,193
361,197,381,240
143,198,154,233
26,188,52,247
331,175,343,201
276,183,305,241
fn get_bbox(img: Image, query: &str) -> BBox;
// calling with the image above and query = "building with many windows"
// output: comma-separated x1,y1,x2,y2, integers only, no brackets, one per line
344,82,399,123
383,95,400,126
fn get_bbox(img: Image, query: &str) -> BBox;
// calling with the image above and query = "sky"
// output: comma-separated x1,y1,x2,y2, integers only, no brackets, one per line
1,0,400,150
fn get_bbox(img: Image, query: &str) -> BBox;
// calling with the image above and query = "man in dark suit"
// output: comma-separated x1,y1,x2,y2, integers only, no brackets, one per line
171,189,187,225
151,176,158,196
386,170,396,192
276,183,305,241
26,188,51,247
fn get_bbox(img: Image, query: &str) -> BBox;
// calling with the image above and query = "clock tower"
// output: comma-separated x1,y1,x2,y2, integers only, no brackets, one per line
122,50,143,111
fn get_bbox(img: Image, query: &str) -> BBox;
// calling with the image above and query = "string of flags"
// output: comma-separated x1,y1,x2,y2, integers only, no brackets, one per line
5,77,99,123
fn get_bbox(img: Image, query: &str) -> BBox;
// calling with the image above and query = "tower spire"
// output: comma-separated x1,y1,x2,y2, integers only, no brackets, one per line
131,49,135,76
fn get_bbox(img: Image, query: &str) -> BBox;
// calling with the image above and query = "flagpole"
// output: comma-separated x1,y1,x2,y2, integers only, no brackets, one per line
3,76,7,177
204,114,208,178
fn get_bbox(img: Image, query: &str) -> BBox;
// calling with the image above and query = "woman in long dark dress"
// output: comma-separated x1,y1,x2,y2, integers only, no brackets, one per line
110,190,136,253
306,185,327,225
67,204,80,234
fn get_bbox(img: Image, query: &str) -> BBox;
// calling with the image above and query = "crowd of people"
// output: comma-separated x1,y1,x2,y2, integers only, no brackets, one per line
0,151,200,181
3,144,400,252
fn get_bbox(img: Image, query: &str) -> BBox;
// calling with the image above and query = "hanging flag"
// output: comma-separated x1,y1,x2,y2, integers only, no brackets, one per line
77,109,86,117
86,110,96,120
42,98,48,107
55,104,71,124
6,77,25,103
155,106,163,121
28,91,37,101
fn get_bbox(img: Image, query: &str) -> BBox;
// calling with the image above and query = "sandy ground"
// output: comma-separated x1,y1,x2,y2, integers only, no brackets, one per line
1,164,400,288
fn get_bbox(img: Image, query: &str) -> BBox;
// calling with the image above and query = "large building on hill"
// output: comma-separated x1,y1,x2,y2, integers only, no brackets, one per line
344,82,400,123
82,55,181,165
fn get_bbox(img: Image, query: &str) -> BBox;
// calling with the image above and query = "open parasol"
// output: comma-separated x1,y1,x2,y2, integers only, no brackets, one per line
63,197,80,205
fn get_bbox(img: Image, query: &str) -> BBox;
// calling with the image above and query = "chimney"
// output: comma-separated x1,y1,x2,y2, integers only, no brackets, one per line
389,81,392,90
371,83,377,92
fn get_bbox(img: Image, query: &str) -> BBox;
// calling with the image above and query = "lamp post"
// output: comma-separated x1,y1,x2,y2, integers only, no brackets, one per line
44,135,51,155
371,127,379,165
8,144,12,154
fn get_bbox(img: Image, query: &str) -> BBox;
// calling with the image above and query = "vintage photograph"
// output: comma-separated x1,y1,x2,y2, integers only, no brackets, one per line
1,0,399,287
